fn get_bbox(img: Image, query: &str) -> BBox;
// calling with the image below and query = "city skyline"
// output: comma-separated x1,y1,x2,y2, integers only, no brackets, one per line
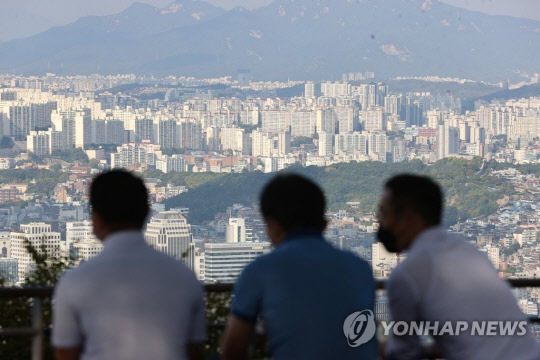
2,70,540,354
1,0,540,357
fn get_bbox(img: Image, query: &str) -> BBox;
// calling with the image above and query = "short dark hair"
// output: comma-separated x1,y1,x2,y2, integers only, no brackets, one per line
90,170,149,229
385,174,443,226
260,174,326,232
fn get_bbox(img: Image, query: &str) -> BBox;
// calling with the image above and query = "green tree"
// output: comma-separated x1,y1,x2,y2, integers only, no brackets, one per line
50,164,62,172
0,239,73,360
164,158,511,224
0,240,249,359
291,136,313,148
51,148,89,164
0,136,14,149
504,266,519,275
238,124,259,133
502,243,521,257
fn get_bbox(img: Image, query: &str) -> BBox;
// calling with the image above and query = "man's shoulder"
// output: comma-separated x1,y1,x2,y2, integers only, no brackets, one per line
60,245,196,282
55,260,93,294
254,240,371,274
418,230,485,261
387,260,410,286
324,246,374,277
59,254,104,281
138,246,201,281
56,251,117,289
336,246,370,264
242,249,274,274
388,247,432,289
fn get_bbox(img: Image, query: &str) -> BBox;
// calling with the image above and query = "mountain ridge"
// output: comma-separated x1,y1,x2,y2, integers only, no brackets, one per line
0,0,538,81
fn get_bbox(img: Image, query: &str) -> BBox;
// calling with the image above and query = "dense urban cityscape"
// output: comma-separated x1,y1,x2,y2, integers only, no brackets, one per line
2,0,540,358
1,70,540,327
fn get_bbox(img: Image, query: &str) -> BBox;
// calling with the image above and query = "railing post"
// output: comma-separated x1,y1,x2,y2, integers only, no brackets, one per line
31,297,43,360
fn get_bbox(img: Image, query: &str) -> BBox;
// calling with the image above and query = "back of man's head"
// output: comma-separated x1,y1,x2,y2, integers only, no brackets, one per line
90,170,149,230
385,174,443,226
260,174,326,232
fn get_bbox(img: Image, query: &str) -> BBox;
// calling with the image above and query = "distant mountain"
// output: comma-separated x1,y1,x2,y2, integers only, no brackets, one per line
462,83,540,111
0,0,539,81
0,8,55,43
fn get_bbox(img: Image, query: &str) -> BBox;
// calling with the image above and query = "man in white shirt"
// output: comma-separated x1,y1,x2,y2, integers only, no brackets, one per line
52,170,205,360
377,174,540,360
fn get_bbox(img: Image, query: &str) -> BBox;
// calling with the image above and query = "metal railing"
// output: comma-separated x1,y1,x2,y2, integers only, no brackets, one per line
1,279,540,360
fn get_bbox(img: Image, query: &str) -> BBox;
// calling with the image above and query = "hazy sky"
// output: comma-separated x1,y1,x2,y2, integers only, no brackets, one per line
440,0,540,20
2,0,540,22
1,0,539,42
211,0,540,20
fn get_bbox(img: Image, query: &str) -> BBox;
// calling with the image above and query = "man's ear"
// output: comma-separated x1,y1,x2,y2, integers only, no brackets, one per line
321,218,328,232
265,217,286,246
92,211,107,241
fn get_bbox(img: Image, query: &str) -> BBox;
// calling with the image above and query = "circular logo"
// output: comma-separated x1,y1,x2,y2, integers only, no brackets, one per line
343,310,377,347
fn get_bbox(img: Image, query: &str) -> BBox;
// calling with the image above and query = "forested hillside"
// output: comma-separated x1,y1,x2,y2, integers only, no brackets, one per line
164,158,519,225
0,158,528,225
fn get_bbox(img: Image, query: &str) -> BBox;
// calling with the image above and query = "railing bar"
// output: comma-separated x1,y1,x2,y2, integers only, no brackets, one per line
0,288,53,298
31,297,43,360
0,279,540,297
0,328,39,336
1,278,539,297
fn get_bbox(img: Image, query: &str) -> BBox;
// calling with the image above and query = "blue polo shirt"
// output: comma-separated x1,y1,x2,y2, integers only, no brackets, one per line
232,231,377,360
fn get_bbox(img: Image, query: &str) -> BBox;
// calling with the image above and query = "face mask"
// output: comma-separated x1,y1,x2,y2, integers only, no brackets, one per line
376,226,400,253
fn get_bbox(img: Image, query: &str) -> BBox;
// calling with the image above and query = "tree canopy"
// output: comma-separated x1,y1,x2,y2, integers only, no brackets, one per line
164,158,514,225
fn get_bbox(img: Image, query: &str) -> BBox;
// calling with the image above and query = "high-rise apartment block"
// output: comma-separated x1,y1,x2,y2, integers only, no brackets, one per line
226,218,246,243
437,125,459,159
10,223,61,282
203,242,270,283
145,211,194,268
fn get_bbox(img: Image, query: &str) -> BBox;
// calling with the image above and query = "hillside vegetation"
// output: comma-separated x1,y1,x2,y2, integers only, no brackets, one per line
163,158,519,225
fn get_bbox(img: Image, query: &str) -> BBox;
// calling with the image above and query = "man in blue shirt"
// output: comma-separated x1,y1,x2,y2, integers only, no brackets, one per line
221,174,377,359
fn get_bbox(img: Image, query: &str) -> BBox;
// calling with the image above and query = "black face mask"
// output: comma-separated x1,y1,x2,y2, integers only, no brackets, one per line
376,226,400,253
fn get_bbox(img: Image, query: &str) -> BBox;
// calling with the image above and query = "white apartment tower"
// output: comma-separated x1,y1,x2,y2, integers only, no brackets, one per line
145,211,193,267
371,242,398,272
204,242,271,283
156,155,185,173
318,131,333,157
74,110,92,149
305,82,316,99
27,128,65,155
65,220,95,256
10,223,61,282
369,131,388,162
1,231,10,258
437,125,459,160
486,245,500,271
226,218,246,243
290,111,316,137
262,110,290,134
220,127,246,153
363,106,386,131
336,106,359,134
26,130,50,156
316,108,336,134
71,239,103,262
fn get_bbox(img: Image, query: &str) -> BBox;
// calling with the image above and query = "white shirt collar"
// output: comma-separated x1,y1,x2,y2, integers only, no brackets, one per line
102,230,146,251
408,226,445,254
